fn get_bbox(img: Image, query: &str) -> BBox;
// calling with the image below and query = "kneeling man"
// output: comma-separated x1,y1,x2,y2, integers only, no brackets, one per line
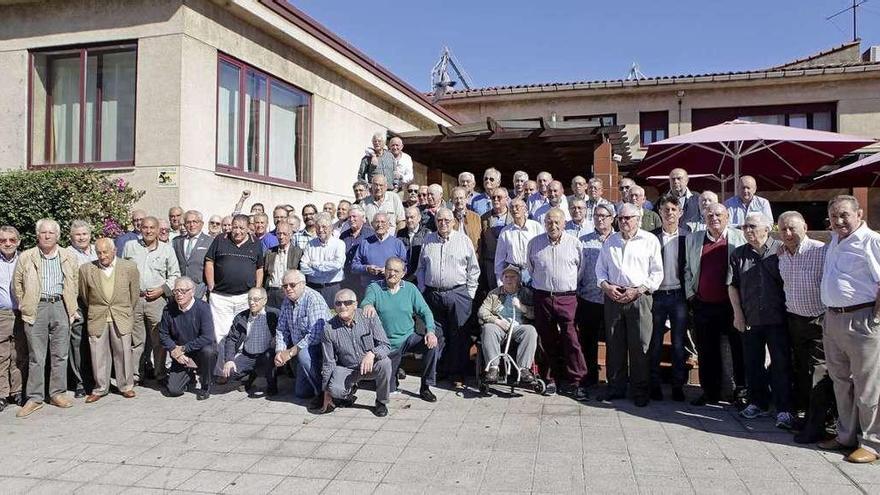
221,287,279,395
159,277,217,400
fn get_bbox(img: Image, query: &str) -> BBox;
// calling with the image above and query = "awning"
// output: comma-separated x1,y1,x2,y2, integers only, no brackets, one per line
392,118,630,184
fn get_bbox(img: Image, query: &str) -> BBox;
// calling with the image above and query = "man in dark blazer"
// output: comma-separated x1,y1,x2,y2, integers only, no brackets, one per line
396,206,429,283
220,287,280,395
479,187,514,295
649,195,690,402
262,221,303,309
172,210,214,300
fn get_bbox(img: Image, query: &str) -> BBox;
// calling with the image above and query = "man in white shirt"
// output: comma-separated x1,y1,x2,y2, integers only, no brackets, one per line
494,199,543,287
596,203,663,407
532,180,570,224
300,214,347,308
818,195,880,463
724,175,774,227
363,174,406,230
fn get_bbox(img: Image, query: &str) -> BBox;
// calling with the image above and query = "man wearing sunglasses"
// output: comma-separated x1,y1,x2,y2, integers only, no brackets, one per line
159,277,217,400
470,168,502,216
319,289,391,416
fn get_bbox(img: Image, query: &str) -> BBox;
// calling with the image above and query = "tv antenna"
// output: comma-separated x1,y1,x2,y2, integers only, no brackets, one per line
431,46,473,101
826,0,867,42
626,62,647,80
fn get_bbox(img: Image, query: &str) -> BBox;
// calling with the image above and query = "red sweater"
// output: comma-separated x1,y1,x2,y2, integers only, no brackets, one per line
697,235,728,303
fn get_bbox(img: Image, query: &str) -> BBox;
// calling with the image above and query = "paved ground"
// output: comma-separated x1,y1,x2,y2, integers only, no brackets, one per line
0,377,877,494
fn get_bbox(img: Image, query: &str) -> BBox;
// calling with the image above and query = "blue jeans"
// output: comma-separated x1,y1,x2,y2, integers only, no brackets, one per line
742,323,792,412
650,289,689,388
289,344,322,398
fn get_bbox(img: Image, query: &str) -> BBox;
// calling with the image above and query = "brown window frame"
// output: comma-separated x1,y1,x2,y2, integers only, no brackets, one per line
27,41,138,169
639,110,669,148
215,53,313,190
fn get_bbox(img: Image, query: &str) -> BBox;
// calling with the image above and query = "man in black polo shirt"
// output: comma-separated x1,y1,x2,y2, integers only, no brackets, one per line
205,214,264,360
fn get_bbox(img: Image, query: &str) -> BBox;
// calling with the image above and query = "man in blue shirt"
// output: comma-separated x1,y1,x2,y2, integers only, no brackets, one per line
724,175,774,227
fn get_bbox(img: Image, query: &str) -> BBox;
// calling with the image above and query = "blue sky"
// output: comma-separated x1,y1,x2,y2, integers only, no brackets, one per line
291,0,879,90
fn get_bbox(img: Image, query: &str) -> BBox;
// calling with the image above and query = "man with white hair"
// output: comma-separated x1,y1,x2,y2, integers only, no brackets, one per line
533,180,571,224
357,131,393,184
729,212,793,429
596,203,663,407
221,287,279,395
458,172,477,209
527,171,554,217
159,277,217,400
566,198,593,238
688,190,719,232
263,221,303,309
471,168,502,216
340,205,375,297
568,176,588,203
172,210,214,300
668,168,702,227
451,186,483,251
67,219,97,397
419,184,445,232
585,178,614,227
0,226,25,412
495,198,543,287
364,174,406,230
14,219,80,417
397,206,429,283
724,175,774,227
387,136,414,191
480,187,514,291
300,213,347,306
351,212,407,296
207,215,223,237
628,185,662,232
512,170,529,202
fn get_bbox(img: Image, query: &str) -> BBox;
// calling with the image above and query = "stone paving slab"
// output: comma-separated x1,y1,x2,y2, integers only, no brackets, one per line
0,377,875,494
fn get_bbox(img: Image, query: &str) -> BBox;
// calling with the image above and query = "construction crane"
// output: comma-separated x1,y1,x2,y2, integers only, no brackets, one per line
431,46,473,101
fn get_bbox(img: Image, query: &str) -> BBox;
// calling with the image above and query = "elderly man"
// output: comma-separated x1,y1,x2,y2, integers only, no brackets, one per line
0,226,25,412
340,205,374,293
363,257,438,401
724,175,774,227
687,190,719,232
685,203,746,406
566,198,593,238
172,210,213,301
512,170,529,202
207,215,222,237
403,184,421,210
668,168,702,227
397,206,429,283
533,180,571,224
417,207,480,390
115,209,146,254
159,277,217,400
470,168,502,216
168,206,184,239
577,203,615,387
205,214,263,345
729,212,793,428
817,195,880,463
67,219,97,397
352,212,407,296
585,178,614,225
334,200,352,236
648,195,689,402
253,213,278,252
271,205,289,234
458,172,477,208
477,265,538,384
525,180,538,197
495,199,543,287
263,221,303,309
293,204,319,250
220,215,233,235
157,220,172,243
596,203,663,406
628,185,662,231
528,208,586,399
479,187,514,292
419,184,445,232
323,202,336,219
777,211,834,443
300,214,347,306
14,219,79,418
78,238,139,402
418,185,430,207
451,187,482,251
275,270,331,403
123,216,180,384
364,174,406,229
568,176,588,203
319,288,391,416
221,287,279,395
357,132,392,184
387,136,413,191
527,171,553,215
352,180,369,206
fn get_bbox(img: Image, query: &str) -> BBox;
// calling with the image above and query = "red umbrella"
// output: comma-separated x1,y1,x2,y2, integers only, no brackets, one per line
804,152,880,189
637,120,875,194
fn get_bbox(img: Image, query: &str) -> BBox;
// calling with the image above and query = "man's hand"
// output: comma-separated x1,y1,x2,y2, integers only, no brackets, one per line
362,304,377,318
360,351,375,375
170,346,185,359
620,287,642,304
602,283,624,302
733,313,747,333
495,318,511,332
425,332,438,349
320,391,334,413
222,361,237,378
144,287,164,301
274,351,289,367
241,189,251,198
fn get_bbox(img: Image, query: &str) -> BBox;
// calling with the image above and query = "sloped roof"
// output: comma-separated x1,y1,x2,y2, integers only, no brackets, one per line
769,40,862,70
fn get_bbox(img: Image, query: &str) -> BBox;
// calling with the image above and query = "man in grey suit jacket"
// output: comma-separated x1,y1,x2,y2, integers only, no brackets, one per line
263,221,303,309
684,202,747,407
172,210,214,300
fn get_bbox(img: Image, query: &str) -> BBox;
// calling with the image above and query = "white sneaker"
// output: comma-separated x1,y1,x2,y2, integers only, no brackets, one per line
775,412,794,430
740,404,770,419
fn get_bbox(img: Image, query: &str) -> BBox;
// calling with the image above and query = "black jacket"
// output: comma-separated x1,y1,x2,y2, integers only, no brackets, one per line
224,307,280,357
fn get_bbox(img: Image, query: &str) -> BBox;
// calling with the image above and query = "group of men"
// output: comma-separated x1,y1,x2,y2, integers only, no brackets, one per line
1,135,879,464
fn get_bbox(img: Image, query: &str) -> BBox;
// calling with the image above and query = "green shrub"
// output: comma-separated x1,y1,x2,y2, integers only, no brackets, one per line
0,168,144,248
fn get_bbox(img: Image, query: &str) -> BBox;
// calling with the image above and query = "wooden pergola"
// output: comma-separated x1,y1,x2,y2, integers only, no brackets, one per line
391,118,630,185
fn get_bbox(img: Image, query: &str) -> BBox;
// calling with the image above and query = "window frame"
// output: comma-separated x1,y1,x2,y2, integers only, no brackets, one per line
215,53,313,190
639,110,669,148
27,41,138,169
563,113,617,127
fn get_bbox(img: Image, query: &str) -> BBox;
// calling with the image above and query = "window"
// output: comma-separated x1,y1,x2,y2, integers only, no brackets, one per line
30,43,137,167
639,111,668,146
564,113,617,126
692,103,837,132
216,55,311,187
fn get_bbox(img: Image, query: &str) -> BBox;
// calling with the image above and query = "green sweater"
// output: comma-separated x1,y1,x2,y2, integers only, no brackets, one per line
362,280,435,350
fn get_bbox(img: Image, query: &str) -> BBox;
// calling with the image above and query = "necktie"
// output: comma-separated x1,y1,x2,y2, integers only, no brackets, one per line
185,237,194,258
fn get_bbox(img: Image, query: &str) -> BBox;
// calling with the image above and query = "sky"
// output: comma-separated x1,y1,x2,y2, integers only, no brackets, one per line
291,0,879,91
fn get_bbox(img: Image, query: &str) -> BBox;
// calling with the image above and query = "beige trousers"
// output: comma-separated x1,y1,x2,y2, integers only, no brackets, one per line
89,321,134,395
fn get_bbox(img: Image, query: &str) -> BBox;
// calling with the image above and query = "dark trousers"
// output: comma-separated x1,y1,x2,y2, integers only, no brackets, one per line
787,313,834,416
575,298,604,384
266,287,285,310
230,349,276,387
693,300,745,400
534,291,587,386
425,286,471,378
604,294,653,400
307,282,341,309
742,323,792,412
650,289,689,388
68,305,92,392
389,332,438,391
167,345,218,396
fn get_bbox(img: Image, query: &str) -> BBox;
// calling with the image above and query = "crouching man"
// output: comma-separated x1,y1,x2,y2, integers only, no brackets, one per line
221,287,279,395
319,289,391,417
159,277,217,400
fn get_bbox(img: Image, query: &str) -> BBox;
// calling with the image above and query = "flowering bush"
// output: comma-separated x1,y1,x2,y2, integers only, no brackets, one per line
0,168,145,248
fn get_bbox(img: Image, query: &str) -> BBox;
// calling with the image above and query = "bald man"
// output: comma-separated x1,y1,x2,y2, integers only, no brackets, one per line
724,175,774,227
668,168,702,227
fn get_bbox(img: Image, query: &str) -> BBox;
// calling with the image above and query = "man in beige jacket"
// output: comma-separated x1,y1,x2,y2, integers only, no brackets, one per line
13,218,79,418
79,238,140,402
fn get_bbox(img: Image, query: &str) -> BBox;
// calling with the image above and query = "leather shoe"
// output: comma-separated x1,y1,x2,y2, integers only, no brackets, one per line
49,394,73,408
0,397,7,412
650,388,663,401
847,447,879,463
818,438,855,451
671,387,685,402
597,391,625,402
74,388,86,399
690,394,719,406
16,400,43,418
373,402,388,417
195,389,210,401
84,394,105,403
121,390,136,399
420,387,437,403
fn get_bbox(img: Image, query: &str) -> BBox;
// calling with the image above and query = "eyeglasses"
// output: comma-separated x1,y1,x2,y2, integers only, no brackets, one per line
281,281,302,289
485,177,497,182
619,186,630,190
171,288,192,295
407,189,420,194
618,215,638,221
742,224,760,230
334,300,356,307
436,218,452,223
594,214,612,220
248,296,266,302
208,221,221,225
